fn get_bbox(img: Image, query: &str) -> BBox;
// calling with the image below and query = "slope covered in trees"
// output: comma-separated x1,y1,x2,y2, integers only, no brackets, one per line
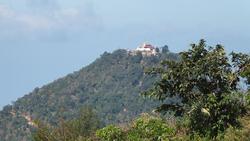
0,48,179,141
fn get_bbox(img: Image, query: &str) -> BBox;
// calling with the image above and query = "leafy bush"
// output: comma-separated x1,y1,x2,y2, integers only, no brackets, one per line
190,92,248,137
127,114,175,141
96,125,124,141
96,114,175,141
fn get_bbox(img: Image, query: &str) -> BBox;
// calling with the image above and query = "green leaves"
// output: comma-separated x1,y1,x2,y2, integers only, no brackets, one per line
96,114,175,141
189,92,248,138
143,39,250,138
231,52,250,86
32,107,101,141
96,125,124,141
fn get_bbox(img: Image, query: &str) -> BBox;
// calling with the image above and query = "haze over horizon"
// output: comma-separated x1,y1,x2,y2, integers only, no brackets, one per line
1,0,250,108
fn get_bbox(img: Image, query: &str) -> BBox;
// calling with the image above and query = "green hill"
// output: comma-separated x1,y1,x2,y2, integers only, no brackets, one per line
0,48,179,141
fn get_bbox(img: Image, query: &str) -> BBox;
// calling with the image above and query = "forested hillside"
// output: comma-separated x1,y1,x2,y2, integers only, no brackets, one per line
0,48,179,141
32,40,250,141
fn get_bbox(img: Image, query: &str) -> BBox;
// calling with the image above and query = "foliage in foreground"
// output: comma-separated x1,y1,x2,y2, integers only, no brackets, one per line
33,107,101,141
96,109,250,141
189,92,247,137
143,39,250,138
96,113,175,141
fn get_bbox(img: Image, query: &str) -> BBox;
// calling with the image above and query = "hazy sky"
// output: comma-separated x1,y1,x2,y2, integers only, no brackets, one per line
0,0,250,108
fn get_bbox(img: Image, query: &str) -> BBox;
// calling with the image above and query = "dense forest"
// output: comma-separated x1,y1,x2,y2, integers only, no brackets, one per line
0,46,179,141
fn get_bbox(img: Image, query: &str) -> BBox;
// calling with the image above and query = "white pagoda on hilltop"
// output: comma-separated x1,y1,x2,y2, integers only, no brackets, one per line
135,43,157,56
127,42,159,56
136,43,154,51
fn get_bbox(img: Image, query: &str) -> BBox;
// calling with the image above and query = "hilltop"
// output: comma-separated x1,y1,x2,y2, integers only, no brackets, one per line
0,47,179,141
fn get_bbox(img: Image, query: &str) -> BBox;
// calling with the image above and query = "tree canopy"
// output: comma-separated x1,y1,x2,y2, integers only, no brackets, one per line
143,39,250,137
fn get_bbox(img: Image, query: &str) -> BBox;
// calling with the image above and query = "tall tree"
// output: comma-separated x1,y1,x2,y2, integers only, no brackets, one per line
143,39,249,137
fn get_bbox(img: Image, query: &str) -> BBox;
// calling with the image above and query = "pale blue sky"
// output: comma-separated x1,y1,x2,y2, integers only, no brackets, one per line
0,0,250,108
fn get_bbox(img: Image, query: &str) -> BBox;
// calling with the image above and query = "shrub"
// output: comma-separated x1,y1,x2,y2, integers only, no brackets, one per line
96,114,175,141
189,92,248,138
127,114,175,141
96,125,124,141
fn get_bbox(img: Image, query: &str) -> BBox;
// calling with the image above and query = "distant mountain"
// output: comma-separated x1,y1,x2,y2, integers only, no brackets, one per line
0,48,179,141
